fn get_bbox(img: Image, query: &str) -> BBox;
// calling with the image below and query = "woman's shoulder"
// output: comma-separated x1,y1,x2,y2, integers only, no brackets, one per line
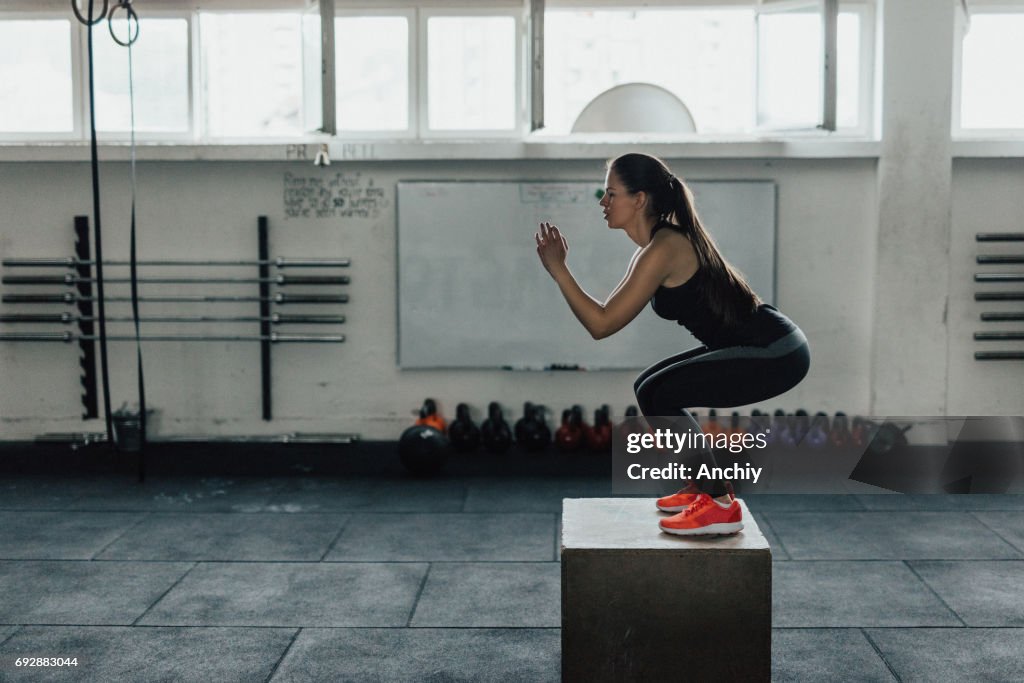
648,225,699,288
650,226,697,263
651,223,692,246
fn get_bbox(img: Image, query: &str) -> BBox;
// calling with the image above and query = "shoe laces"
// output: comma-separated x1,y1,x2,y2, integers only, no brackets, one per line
684,494,712,517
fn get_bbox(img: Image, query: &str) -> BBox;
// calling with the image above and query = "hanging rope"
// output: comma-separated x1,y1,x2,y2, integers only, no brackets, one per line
108,0,147,477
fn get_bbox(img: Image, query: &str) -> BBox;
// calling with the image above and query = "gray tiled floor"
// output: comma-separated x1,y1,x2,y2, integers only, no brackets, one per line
0,475,1023,681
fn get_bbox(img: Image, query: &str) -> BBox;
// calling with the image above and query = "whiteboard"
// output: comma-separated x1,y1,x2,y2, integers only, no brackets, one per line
397,181,775,369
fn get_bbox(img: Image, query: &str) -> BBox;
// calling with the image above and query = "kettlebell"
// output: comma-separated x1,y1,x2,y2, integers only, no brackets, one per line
729,411,744,438
586,405,613,452
806,412,830,448
480,401,512,454
415,398,447,433
555,408,583,452
829,412,850,448
515,402,551,452
448,403,481,453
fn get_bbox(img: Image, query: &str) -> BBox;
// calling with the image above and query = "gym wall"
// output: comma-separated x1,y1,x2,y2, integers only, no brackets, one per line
0,157,883,439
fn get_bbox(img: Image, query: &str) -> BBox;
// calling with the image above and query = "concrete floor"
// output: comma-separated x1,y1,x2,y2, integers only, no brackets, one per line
1,457,1024,682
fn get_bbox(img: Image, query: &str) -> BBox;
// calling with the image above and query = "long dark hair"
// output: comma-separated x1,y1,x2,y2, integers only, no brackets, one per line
609,153,761,327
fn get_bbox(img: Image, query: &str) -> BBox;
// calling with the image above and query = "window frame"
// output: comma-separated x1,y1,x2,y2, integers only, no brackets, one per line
952,1,1024,139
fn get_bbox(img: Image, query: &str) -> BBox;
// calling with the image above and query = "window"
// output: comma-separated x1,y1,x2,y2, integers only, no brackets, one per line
0,2,876,144
94,17,190,135
335,15,411,133
425,15,518,133
956,10,1024,133
544,8,755,135
0,19,75,134
757,6,861,130
543,2,871,136
199,12,308,138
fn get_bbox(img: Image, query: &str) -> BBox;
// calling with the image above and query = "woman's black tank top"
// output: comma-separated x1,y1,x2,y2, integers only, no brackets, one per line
651,269,796,348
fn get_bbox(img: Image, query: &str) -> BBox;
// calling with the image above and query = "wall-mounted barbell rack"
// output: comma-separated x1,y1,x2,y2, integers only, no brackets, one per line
0,216,350,420
974,232,1024,361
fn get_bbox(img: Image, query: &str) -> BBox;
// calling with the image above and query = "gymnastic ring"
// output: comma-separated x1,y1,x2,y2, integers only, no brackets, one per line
107,1,139,47
71,0,109,26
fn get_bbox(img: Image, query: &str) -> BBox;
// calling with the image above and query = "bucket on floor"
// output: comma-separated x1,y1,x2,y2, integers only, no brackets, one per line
112,406,156,453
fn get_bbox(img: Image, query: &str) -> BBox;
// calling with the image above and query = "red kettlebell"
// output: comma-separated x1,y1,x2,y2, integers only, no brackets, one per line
586,405,613,452
415,398,447,433
555,408,583,452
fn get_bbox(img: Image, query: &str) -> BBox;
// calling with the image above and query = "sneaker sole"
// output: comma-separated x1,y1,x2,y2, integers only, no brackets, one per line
659,521,744,536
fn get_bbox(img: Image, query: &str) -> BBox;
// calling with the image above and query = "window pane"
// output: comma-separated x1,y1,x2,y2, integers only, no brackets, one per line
302,12,322,132
200,13,304,137
757,10,820,128
758,10,862,130
837,13,860,128
336,16,409,131
427,16,516,131
95,18,189,133
0,20,73,133
546,9,755,135
960,14,1024,129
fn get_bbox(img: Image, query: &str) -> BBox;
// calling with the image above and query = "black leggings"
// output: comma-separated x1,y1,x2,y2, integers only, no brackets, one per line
634,309,810,496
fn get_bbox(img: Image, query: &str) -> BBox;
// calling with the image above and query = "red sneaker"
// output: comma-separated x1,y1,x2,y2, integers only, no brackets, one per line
655,480,703,512
659,492,743,536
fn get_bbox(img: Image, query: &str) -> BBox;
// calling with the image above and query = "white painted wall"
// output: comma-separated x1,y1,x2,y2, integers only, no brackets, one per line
950,158,1024,415
0,158,879,438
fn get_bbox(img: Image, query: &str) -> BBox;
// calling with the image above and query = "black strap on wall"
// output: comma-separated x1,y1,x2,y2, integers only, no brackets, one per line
74,0,115,446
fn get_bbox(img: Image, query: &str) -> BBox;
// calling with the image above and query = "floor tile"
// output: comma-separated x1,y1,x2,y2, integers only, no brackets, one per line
0,561,192,624
367,479,469,512
744,494,865,513
271,628,560,683
767,511,1021,560
0,626,20,644
410,562,560,627
910,560,1024,626
752,512,790,560
772,628,895,682
138,562,426,627
96,512,349,561
0,511,142,560
0,477,88,510
464,477,610,513
772,561,961,627
259,478,380,512
327,513,556,561
858,494,1024,511
66,476,286,512
867,628,1024,682
973,510,1024,553
555,514,562,562
263,477,467,513
0,626,294,682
